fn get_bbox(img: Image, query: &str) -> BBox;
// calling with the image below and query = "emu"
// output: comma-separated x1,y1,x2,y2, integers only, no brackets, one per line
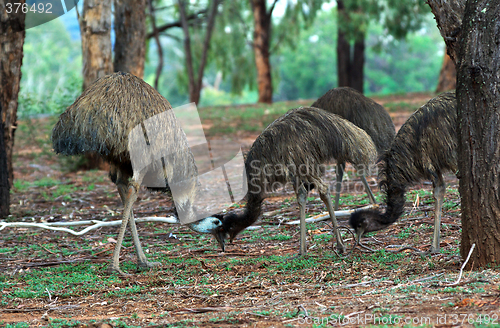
214,107,377,255
312,87,396,210
52,72,221,275
349,91,457,253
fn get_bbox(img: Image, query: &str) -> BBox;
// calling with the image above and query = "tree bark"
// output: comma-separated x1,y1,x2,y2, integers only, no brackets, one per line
0,0,25,201
148,0,163,90
79,0,112,170
79,0,113,90
435,48,457,92
429,0,500,267
350,38,365,93
178,0,219,104
427,0,466,64
251,0,273,104
336,0,364,93
114,0,146,78
456,0,500,267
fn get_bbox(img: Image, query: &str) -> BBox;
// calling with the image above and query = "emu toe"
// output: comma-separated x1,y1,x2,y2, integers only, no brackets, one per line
107,265,132,277
138,260,161,270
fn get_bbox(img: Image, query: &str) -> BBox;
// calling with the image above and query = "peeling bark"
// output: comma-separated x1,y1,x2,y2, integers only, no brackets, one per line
79,0,113,90
0,0,25,201
456,0,500,267
79,0,112,170
251,0,273,103
114,0,146,78
429,0,500,267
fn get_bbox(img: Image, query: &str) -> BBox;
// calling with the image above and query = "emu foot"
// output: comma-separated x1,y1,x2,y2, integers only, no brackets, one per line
137,260,161,270
428,246,440,255
107,265,132,277
335,242,346,255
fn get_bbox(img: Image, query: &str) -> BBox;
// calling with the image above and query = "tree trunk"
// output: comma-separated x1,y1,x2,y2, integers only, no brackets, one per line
79,0,112,170
114,0,146,78
251,0,273,104
337,30,350,87
336,0,364,93
350,38,365,93
456,0,500,267
79,0,113,90
178,0,199,104
178,0,219,104
0,0,25,201
427,0,466,64
428,0,500,267
435,48,457,92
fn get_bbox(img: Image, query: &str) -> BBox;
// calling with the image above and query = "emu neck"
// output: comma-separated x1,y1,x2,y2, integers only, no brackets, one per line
379,183,406,227
223,192,263,239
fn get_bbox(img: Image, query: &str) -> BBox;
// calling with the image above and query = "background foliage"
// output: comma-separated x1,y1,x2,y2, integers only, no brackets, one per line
19,3,444,117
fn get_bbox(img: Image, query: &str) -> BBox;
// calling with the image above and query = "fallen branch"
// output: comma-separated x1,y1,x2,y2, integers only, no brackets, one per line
0,216,178,235
282,204,378,225
446,243,476,286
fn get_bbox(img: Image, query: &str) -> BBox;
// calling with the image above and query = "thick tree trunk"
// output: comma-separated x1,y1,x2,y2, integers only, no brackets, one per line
435,48,457,92
427,0,466,63
429,0,500,267
336,0,364,93
114,0,146,78
79,0,113,90
0,0,25,201
79,0,112,170
350,38,365,93
456,0,500,267
337,29,350,88
251,0,273,104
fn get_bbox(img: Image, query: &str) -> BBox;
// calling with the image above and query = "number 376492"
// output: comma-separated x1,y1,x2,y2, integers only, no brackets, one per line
5,2,53,14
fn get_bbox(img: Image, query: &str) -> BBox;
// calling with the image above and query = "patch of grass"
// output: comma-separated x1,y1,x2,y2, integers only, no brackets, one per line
7,263,119,299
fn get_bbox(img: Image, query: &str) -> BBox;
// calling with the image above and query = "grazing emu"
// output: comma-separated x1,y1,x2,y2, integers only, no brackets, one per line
312,87,396,210
349,91,457,253
52,72,221,275
214,107,377,255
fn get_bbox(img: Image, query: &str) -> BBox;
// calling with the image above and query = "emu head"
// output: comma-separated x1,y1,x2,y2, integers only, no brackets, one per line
210,212,243,252
349,209,388,243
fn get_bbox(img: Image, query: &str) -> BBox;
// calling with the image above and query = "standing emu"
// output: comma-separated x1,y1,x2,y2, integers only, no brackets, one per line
311,87,396,210
214,107,377,255
349,91,457,253
52,72,221,275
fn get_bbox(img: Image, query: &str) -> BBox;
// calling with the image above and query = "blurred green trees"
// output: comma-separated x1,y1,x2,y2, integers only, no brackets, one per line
19,4,444,115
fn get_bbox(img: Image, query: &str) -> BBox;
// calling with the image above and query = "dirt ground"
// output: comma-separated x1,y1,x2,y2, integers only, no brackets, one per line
1,94,500,327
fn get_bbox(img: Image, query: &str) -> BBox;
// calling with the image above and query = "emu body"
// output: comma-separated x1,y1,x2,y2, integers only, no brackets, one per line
349,91,457,253
215,107,377,255
312,87,396,210
52,72,221,274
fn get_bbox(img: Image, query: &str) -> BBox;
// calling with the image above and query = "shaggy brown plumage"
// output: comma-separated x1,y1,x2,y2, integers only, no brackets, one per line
52,72,221,274
214,107,377,255
311,87,395,156
349,91,457,253
311,87,395,209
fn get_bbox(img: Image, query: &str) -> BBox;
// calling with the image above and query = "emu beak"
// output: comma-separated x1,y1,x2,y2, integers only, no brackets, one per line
214,229,226,252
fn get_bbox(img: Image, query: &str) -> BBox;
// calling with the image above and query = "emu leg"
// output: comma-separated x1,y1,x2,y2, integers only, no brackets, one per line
297,184,308,255
334,163,345,211
117,184,160,270
361,175,377,204
430,178,446,254
109,183,139,275
319,189,345,254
